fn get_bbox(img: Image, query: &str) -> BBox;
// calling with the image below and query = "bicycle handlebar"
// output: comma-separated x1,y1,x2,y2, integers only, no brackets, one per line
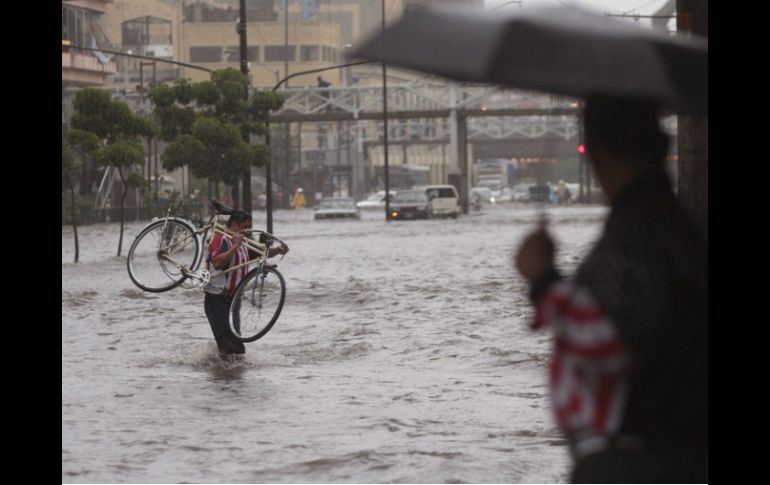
248,229,289,254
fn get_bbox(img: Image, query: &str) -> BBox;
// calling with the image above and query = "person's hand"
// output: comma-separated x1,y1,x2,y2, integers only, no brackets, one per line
269,243,288,257
230,232,244,249
515,217,556,283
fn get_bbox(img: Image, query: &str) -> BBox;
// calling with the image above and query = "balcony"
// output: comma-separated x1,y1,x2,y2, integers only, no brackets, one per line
62,50,117,87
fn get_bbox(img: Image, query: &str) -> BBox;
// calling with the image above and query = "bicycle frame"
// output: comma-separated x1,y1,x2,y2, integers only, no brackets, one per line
155,208,281,284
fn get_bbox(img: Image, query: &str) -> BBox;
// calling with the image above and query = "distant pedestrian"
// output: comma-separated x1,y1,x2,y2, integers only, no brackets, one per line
292,187,306,209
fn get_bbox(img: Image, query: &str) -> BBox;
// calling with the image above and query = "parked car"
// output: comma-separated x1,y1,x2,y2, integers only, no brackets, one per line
528,184,553,203
511,184,532,202
496,187,513,203
314,198,361,220
356,190,397,210
390,190,430,220
471,187,494,204
423,184,460,219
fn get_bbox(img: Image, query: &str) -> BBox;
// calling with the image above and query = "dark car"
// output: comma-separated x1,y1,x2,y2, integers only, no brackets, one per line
528,184,553,203
390,190,430,220
314,198,361,220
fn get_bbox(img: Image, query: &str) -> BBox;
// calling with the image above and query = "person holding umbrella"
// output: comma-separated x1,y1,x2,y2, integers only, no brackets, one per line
515,97,706,483
354,5,707,481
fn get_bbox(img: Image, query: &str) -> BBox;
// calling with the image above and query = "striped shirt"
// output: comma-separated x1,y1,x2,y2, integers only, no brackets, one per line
533,279,631,442
204,233,251,297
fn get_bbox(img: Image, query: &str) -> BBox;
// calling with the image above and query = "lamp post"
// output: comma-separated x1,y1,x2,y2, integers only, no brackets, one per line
238,0,252,212
341,43,353,86
284,0,290,87
265,60,376,233
124,49,132,91
381,1,391,222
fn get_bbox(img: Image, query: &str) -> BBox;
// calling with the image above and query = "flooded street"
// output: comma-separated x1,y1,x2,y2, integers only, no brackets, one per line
62,204,607,483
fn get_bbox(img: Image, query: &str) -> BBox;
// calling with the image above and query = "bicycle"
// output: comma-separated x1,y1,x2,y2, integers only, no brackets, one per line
126,199,289,343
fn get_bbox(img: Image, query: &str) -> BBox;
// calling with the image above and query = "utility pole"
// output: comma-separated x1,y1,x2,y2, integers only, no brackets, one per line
238,0,252,212
382,0,391,221
284,0,290,87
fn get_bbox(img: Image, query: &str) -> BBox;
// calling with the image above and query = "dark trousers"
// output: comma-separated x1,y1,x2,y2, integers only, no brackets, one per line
204,293,245,355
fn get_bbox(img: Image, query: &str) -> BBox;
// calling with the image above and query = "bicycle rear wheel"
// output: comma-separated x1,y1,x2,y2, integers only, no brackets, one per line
229,266,286,342
127,218,201,292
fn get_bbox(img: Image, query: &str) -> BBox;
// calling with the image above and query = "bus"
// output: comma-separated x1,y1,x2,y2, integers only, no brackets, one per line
473,159,516,193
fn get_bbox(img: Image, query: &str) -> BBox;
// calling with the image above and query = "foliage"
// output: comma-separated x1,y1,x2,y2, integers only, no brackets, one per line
61,192,96,225
148,68,285,206
67,88,151,256
71,89,137,143
96,139,145,171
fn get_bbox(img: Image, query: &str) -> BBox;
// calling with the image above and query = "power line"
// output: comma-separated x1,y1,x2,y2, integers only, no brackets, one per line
622,0,664,15
493,0,522,9
604,13,676,19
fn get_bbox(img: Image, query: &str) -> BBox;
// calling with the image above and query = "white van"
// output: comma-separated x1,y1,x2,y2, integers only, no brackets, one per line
423,185,460,219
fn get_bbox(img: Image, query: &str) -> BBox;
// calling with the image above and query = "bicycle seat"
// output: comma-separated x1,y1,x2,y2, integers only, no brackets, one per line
210,199,234,215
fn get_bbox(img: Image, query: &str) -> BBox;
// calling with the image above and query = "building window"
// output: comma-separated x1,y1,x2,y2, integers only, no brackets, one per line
62,5,98,48
322,46,339,63
190,46,221,63
265,45,296,62
225,46,261,63
318,125,328,149
300,45,319,62
224,46,239,63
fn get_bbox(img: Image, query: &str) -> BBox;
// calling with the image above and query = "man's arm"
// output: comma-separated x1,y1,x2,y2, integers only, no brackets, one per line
515,222,562,304
246,243,288,260
211,233,242,270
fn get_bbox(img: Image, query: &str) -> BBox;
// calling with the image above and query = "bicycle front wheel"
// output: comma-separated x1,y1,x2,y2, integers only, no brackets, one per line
127,218,201,292
229,266,286,342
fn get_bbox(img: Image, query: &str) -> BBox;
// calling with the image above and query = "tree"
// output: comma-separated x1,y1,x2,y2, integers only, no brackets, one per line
97,140,146,256
70,88,153,256
150,69,284,210
63,129,100,263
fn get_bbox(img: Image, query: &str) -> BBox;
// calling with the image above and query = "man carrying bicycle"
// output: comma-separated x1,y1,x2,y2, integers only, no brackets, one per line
204,210,288,359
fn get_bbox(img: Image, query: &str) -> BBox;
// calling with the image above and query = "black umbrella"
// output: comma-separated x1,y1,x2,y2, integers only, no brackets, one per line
353,5,707,113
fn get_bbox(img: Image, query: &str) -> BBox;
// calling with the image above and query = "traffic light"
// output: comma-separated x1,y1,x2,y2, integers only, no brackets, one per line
578,144,586,154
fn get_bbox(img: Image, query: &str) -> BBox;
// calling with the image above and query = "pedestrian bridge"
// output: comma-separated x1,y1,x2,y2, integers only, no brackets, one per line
272,80,582,142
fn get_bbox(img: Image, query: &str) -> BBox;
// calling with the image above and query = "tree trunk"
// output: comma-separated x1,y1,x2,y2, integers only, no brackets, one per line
231,184,240,210
242,167,252,214
118,170,127,257
67,176,80,263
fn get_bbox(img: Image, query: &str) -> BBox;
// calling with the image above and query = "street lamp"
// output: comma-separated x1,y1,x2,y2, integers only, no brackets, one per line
248,61,280,85
381,0,391,222
342,43,353,86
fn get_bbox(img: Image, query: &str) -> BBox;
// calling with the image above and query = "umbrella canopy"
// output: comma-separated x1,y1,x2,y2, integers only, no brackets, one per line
353,5,708,113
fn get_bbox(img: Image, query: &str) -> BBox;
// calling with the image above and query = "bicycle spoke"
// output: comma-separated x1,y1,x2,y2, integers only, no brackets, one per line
127,220,200,292
229,267,285,342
